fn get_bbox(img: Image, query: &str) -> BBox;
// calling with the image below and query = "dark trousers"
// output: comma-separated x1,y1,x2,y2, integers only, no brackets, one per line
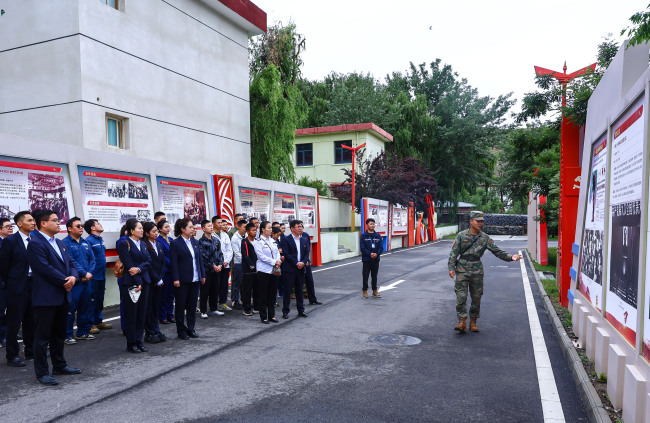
120,283,149,347
6,288,34,360
174,282,199,335
33,302,69,378
218,267,230,304
90,278,106,325
0,285,7,342
66,281,92,338
199,271,219,313
145,284,162,335
231,263,243,303
242,272,256,313
362,260,380,291
159,272,174,321
282,271,305,315
305,266,317,303
117,278,126,331
254,272,277,321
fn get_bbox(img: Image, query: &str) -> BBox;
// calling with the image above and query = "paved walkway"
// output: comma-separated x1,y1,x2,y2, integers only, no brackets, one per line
0,239,587,422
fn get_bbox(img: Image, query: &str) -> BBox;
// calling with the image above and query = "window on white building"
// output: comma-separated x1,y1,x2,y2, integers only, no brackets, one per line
334,140,353,164
99,0,119,10
296,143,313,166
106,115,126,148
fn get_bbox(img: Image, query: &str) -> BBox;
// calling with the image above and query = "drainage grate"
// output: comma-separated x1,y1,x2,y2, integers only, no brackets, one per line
369,334,422,346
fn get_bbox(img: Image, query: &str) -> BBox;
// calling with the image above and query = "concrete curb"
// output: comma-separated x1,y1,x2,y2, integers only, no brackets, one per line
524,251,611,423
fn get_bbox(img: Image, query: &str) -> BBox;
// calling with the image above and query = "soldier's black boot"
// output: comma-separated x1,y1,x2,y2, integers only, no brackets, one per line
454,318,466,333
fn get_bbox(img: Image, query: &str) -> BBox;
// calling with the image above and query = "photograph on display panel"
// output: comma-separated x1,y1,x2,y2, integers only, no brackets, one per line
298,195,316,228
606,97,644,346
157,177,208,226
239,187,271,222
78,166,155,232
578,136,607,310
272,192,296,225
0,157,74,227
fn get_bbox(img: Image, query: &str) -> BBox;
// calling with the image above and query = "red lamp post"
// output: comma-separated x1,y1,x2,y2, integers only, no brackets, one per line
534,62,596,307
342,142,366,231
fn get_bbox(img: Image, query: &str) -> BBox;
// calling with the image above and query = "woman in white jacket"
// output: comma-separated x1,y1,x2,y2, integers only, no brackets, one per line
253,221,281,324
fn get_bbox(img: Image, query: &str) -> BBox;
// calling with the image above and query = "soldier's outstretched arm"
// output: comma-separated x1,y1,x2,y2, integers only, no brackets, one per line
486,237,520,261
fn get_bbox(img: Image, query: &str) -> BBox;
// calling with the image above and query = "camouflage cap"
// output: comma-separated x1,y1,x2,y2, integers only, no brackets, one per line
469,211,485,221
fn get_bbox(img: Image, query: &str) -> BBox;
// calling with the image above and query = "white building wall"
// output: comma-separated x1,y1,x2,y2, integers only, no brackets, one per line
0,0,252,175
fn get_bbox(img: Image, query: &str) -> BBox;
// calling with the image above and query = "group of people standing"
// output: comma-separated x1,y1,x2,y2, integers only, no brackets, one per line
0,209,321,386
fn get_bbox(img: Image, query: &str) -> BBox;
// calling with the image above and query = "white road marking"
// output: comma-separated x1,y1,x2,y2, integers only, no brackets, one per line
378,279,405,292
518,250,565,422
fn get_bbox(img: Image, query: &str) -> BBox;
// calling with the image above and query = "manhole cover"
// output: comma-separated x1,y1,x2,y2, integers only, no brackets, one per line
369,334,421,346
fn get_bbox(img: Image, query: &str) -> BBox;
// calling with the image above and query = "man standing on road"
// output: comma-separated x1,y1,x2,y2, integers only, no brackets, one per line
360,218,383,298
448,211,522,333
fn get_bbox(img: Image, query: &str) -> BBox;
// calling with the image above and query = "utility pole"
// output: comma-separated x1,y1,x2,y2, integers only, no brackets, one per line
342,143,366,231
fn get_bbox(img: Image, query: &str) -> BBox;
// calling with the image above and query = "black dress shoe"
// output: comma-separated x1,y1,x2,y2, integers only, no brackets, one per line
178,333,190,340
136,344,148,352
52,366,81,375
7,357,26,367
187,330,199,338
310,301,322,305
145,334,160,344
37,375,59,386
282,313,289,319
261,320,269,324
298,312,308,318
156,332,167,342
126,345,141,353
269,318,279,323
168,318,176,323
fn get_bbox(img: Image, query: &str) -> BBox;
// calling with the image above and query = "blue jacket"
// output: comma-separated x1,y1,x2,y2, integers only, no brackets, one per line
144,239,165,284
27,232,79,307
157,235,172,274
85,234,107,280
281,234,310,274
170,236,205,283
63,235,96,280
0,232,32,296
360,231,383,262
117,237,152,286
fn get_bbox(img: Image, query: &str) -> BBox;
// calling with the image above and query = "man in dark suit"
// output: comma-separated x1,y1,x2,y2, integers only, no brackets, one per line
0,211,36,367
302,230,322,306
0,217,13,348
280,220,310,319
27,210,81,386
170,217,205,340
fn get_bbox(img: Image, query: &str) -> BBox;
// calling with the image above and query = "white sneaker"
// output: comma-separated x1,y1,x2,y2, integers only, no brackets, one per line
217,303,231,311
65,337,77,345
200,313,208,319
252,309,259,314
208,310,224,316
76,334,95,340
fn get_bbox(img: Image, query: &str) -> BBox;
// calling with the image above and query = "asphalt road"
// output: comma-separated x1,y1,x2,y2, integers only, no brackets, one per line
0,239,588,423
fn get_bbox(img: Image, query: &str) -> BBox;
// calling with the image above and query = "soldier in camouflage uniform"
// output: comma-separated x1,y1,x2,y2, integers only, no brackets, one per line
448,211,522,332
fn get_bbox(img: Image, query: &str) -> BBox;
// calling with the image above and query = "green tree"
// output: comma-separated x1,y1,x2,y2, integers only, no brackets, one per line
296,176,329,196
249,22,307,182
621,4,650,47
249,65,305,181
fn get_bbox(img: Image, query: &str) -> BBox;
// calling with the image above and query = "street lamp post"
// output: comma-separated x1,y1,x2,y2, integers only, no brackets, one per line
342,142,366,231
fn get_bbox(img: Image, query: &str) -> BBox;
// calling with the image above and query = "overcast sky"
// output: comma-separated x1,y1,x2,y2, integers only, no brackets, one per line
252,0,644,114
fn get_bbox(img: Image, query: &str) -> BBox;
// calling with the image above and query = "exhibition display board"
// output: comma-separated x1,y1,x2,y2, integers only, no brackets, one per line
156,176,208,226
391,204,408,235
579,135,608,311
0,156,74,229
78,166,155,232
606,97,644,346
298,195,316,229
272,191,296,225
238,187,271,222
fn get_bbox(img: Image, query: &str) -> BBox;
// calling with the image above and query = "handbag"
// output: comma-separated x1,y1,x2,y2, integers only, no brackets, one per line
263,238,282,276
113,239,131,278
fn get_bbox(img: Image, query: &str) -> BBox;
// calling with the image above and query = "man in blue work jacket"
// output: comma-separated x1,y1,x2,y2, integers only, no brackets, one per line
84,219,112,333
62,217,96,344
360,218,383,298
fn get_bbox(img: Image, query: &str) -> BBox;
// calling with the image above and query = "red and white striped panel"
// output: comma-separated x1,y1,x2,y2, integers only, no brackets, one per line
217,176,235,226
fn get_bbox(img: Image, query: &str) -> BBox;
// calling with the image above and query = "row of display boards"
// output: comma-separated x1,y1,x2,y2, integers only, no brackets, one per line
358,197,413,251
576,90,650,362
0,138,320,259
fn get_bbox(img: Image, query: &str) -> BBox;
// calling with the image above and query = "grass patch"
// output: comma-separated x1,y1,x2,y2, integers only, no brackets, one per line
532,247,557,273
443,234,457,240
541,278,559,300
